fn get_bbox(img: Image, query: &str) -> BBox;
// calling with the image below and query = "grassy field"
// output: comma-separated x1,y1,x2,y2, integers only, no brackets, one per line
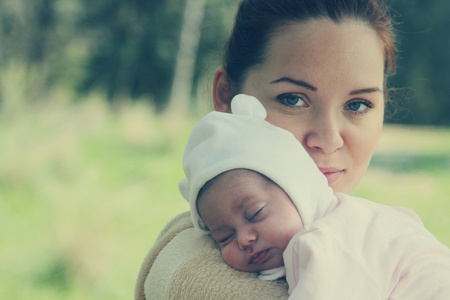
1,98,449,299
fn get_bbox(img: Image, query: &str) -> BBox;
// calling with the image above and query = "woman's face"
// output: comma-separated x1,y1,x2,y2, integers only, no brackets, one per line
214,19,385,194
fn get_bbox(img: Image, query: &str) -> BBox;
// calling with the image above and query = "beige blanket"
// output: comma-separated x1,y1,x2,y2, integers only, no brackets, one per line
135,211,289,299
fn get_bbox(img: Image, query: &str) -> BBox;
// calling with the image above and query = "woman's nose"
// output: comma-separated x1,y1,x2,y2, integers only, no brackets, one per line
305,114,344,154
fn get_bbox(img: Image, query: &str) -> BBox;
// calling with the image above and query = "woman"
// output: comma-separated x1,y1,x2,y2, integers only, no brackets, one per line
136,0,397,298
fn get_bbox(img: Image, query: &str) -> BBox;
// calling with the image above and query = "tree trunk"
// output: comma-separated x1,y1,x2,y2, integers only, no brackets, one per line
166,0,206,116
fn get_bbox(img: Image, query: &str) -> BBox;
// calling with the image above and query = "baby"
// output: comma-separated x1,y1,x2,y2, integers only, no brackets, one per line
179,94,450,299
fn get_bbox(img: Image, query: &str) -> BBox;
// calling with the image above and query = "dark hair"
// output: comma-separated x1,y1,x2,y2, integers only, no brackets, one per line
223,0,397,101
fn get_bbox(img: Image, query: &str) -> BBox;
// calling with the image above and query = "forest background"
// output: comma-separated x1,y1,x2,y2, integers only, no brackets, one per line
1,0,449,123
0,0,449,299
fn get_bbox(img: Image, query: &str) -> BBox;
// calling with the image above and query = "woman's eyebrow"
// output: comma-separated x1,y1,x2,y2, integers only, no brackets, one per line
270,77,382,96
270,77,317,91
349,87,382,95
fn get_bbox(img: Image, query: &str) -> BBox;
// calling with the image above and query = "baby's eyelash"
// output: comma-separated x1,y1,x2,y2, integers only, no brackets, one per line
248,206,266,222
216,233,235,247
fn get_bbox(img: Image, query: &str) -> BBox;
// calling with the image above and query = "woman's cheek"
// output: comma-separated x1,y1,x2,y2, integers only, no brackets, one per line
345,120,383,192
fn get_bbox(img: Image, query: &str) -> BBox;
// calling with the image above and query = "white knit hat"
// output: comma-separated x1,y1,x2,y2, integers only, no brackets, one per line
179,94,333,232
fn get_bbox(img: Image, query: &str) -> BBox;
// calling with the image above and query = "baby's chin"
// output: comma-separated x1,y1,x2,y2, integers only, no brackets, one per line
257,255,284,272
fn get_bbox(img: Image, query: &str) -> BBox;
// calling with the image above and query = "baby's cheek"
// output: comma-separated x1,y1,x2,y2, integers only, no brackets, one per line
221,247,242,269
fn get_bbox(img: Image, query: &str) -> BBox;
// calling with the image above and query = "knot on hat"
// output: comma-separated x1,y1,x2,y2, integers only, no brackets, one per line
231,94,267,119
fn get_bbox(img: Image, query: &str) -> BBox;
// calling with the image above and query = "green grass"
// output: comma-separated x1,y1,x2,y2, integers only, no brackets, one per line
0,98,191,299
354,125,450,247
1,98,449,299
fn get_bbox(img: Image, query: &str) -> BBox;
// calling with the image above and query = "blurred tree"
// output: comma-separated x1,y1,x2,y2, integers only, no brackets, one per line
167,0,206,116
76,0,184,108
0,0,448,124
0,0,235,112
0,0,61,101
389,0,450,126
75,0,235,111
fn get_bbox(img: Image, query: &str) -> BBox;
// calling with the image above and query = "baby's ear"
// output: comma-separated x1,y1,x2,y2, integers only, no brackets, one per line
213,66,234,113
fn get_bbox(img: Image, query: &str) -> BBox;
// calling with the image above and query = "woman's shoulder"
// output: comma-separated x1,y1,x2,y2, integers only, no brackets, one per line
136,211,289,299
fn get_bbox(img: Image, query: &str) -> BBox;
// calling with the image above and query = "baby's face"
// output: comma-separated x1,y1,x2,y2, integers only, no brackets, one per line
197,169,303,272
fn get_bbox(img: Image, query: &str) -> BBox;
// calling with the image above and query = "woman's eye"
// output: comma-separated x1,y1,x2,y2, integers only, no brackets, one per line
345,100,374,114
277,94,308,108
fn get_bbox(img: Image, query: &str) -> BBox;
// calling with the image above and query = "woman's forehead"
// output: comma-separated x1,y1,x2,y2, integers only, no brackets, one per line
268,20,382,65
249,19,385,93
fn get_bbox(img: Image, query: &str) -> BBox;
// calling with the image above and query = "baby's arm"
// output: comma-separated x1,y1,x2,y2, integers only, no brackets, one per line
388,237,450,299
284,229,383,300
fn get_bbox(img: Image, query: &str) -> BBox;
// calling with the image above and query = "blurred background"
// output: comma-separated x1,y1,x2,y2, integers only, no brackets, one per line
0,0,449,299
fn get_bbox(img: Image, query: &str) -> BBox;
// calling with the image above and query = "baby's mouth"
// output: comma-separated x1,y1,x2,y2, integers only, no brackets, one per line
249,249,270,265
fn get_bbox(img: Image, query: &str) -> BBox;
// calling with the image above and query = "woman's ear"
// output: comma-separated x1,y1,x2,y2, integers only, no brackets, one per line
212,66,234,112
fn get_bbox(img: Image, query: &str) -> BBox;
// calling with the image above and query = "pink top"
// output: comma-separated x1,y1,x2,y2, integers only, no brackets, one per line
284,193,450,299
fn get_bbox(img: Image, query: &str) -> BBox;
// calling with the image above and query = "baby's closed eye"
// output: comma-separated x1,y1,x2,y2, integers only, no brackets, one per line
217,233,235,247
247,205,266,222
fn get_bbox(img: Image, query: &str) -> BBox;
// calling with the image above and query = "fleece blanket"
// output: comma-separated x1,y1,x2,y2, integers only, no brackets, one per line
135,211,289,299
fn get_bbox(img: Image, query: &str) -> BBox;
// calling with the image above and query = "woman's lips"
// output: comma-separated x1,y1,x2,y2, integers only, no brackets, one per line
318,167,344,185
249,249,270,265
